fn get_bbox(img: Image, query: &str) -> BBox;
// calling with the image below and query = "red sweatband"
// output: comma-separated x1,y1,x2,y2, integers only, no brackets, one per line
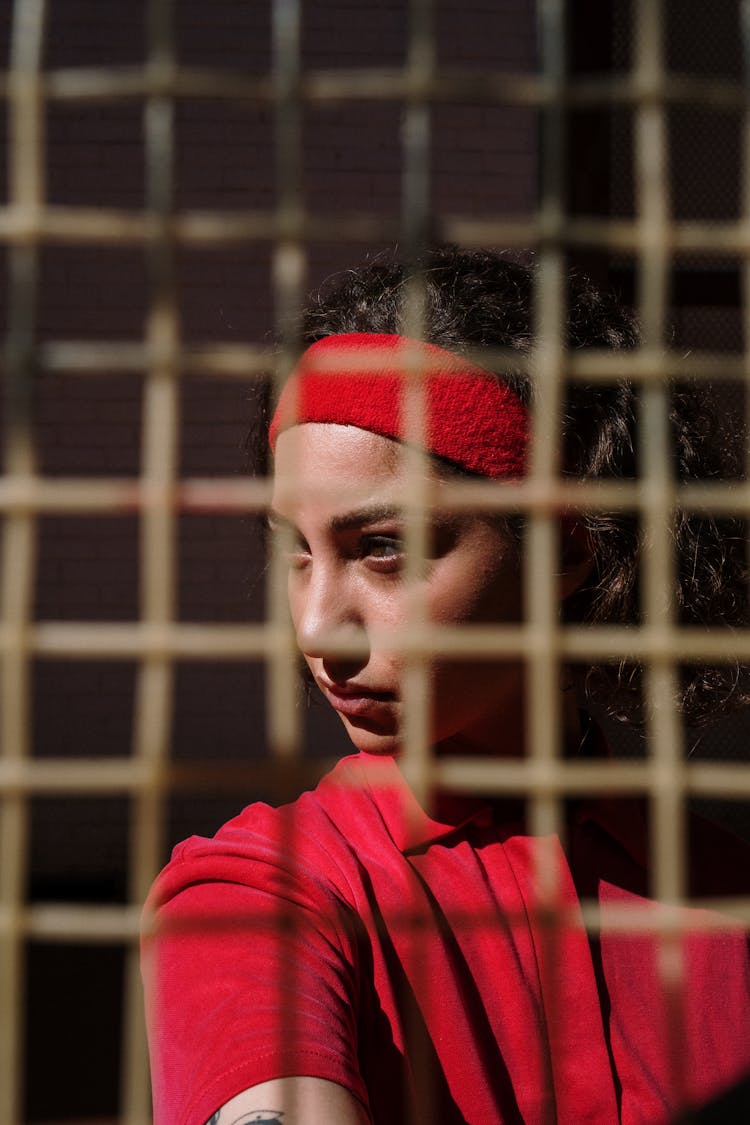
269,333,528,478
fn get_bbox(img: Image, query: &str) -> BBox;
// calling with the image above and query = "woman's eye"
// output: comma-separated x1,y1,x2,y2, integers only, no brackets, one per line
269,527,310,567
285,538,311,565
286,548,309,568
363,535,404,565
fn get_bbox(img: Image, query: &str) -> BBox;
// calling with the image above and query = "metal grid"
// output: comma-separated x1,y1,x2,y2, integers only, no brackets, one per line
1,0,750,1121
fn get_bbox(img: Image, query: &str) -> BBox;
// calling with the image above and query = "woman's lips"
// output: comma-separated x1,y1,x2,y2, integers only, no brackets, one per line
318,682,398,718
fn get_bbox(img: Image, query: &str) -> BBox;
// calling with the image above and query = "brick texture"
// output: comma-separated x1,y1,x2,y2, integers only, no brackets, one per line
2,2,744,1119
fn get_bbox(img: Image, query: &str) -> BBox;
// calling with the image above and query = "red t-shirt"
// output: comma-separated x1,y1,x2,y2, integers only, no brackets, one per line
143,753,750,1125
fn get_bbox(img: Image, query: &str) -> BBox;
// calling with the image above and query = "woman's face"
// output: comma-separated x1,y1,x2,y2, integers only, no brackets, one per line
270,423,525,757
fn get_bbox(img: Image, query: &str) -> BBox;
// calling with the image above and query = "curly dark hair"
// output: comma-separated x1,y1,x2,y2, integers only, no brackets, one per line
268,245,749,725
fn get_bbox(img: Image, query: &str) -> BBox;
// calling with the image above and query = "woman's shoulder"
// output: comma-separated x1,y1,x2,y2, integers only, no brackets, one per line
147,753,394,913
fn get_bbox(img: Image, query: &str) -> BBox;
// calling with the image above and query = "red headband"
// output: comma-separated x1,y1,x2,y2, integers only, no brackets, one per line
268,333,528,478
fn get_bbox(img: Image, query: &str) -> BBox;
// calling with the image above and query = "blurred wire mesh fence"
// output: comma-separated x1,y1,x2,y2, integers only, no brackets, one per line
1,0,749,1122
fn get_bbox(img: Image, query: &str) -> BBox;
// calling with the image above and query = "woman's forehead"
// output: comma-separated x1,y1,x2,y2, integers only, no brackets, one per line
271,423,436,519
274,422,402,483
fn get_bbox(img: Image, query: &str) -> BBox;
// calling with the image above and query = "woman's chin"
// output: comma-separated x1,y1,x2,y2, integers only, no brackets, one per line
337,713,401,756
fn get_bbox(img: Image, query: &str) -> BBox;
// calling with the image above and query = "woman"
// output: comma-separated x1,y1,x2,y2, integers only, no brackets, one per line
143,248,750,1125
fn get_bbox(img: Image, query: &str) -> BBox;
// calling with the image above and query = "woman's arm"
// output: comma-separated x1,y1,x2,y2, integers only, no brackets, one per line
205,1076,371,1125
144,812,369,1125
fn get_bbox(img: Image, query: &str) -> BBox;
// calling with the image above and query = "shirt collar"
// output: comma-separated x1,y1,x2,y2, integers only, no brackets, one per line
322,742,647,870
324,752,494,854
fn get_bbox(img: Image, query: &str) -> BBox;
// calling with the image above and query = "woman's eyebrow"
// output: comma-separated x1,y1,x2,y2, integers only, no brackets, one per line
267,504,453,534
267,506,400,530
330,505,457,534
266,506,399,534
329,504,402,532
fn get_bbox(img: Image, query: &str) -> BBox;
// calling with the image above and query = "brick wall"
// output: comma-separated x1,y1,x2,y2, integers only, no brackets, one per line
7,0,539,902
3,5,538,1116
5,1,748,1119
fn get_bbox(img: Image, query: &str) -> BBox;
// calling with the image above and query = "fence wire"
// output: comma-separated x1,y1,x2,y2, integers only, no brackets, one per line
1,1,750,1123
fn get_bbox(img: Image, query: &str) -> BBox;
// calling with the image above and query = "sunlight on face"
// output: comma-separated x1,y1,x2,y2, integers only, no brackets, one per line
271,424,525,757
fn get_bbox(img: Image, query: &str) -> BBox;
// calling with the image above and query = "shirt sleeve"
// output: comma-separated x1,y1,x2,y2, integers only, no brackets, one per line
142,815,370,1125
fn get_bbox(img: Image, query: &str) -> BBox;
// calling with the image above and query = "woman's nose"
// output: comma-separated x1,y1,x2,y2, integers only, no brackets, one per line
294,565,365,662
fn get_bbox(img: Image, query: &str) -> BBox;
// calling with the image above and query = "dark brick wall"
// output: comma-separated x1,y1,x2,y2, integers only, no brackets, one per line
5,0,538,900
4,1,747,1119
2,5,537,1117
